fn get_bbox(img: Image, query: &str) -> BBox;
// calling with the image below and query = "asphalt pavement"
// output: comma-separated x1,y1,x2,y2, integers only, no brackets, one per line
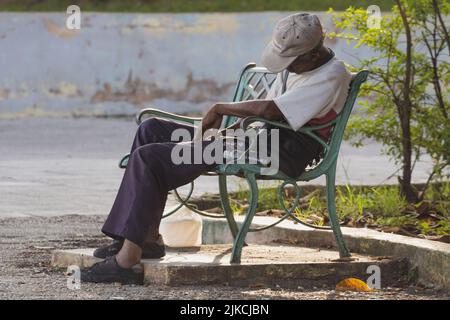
0,117,433,218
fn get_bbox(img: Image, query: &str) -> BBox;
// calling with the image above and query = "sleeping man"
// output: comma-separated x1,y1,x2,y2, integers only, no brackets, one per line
80,13,352,284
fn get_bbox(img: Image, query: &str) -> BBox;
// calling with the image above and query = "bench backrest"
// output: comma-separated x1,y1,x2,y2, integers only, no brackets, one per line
223,63,369,176
223,63,270,127
320,70,369,168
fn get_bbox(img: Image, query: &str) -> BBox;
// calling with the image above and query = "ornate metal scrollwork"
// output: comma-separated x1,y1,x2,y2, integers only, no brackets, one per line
249,180,331,232
163,181,226,219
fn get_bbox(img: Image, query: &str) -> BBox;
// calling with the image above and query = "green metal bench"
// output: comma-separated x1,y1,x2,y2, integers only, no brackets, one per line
119,63,369,264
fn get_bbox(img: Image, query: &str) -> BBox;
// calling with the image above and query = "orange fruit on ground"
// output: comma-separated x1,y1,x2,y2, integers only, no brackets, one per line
335,278,373,292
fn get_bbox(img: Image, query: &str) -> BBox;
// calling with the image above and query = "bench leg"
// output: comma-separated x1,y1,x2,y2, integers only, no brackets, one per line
219,175,239,240
230,172,258,264
326,164,351,258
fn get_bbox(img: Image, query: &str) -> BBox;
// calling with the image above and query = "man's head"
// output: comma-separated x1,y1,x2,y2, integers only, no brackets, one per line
261,13,326,74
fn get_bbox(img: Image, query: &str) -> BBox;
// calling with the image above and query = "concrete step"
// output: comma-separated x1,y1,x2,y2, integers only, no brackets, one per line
52,244,409,288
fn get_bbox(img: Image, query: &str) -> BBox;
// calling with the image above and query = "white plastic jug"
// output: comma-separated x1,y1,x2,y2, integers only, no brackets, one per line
159,206,203,247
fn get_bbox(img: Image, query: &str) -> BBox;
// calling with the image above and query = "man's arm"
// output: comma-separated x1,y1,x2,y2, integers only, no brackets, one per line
201,100,285,133
215,100,284,120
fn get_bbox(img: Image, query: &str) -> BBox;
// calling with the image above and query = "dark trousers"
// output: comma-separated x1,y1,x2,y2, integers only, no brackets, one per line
101,118,216,247
102,117,322,247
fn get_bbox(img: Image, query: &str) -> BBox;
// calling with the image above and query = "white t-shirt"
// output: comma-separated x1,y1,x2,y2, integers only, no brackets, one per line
266,56,352,131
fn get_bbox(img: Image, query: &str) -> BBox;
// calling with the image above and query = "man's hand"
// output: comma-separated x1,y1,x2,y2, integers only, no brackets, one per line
201,104,223,133
199,100,284,139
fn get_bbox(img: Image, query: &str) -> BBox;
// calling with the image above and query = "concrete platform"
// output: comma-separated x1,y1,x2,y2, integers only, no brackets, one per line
200,216,450,291
52,244,408,288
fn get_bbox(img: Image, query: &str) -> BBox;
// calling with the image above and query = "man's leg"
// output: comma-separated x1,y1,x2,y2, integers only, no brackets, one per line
102,140,215,250
82,131,217,283
131,117,194,152
102,118,195,244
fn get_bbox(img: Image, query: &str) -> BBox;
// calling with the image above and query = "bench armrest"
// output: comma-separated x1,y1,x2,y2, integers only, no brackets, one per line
136,107,202,125
240,116,292,130
240,116,334,150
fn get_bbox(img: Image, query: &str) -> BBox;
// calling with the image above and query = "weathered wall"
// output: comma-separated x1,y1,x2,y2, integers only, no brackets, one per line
0,12,370,118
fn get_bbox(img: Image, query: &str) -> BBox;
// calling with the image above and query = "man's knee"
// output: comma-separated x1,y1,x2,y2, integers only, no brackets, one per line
130,144,166,170
138,118,161,134
136,118,166,144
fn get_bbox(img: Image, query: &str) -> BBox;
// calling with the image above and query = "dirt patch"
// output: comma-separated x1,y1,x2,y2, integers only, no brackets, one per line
170,244,381,264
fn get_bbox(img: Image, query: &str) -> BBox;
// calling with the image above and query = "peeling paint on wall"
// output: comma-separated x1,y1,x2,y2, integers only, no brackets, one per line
43,18,81,39
0,89,10,100
91,71,234,105
0,12,373,118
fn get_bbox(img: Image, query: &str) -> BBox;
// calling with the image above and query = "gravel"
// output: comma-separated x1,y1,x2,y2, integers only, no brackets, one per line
0,214,448,300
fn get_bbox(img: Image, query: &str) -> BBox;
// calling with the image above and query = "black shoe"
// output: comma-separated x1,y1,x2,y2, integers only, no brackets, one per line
142,234,166,260
93,235,166,259
80,256,143,284
93,239,123,259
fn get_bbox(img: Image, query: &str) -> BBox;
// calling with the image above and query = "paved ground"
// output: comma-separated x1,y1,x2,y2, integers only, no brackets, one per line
0,214,445,300
0,117,443,299
0,117,433,218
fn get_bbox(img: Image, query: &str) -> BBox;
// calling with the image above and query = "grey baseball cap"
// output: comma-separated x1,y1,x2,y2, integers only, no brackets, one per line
261,13,323,73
